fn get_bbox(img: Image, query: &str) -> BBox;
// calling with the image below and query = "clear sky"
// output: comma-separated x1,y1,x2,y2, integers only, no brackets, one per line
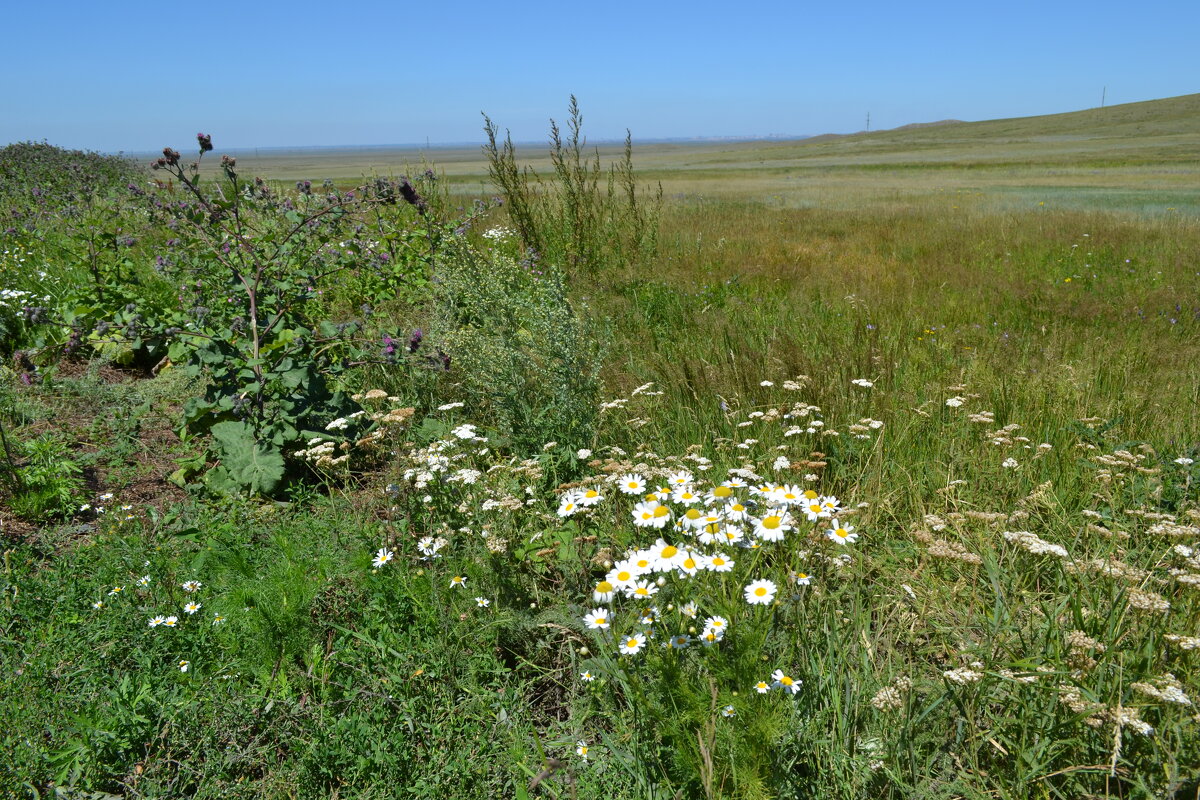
2,0,1196,153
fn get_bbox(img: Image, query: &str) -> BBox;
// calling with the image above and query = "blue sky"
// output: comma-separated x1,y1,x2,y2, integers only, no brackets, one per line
3,0,1196,152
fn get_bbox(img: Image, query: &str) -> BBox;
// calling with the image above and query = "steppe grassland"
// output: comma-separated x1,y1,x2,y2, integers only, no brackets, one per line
1,95,1198,799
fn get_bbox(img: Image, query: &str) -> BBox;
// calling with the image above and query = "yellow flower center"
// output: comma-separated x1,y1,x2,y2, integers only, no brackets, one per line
617,571,631,582
781,676,793,686
683,557,697,569
596,581,613,593
685,508,702,520
714,486,732,498
804,490,819,499
712,557,726,566
661,545,678,558
626,638,638,648
654,506,670,518
755,587,767,597
763,516,780,529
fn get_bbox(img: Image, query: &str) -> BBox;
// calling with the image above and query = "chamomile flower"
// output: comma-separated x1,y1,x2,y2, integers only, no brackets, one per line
772,669,802,695
92,600,104,610
162,615,179,627
719,525,746,546
648,538,685,571
577,487,604,506
580,670,596,682
592,580,616,603
753,510,792,542
372,547,395,568
704,552,735,572
179,660,190,673
679,601,698,619
181,580,202,593
802,499,828,521
826,519,859,545
703,616,729,636
148,616,165,628
721,704,737,717
475,596,491,608
744,579,777,605
107,586,124,596
775,484,804,505
639,607,659,626
183,601,201,615
449,575,467,588
679,506,706,527
617,473,647,495
676,551,702,577
627,580,659,600
632,500,672,529
606,564,638,591
558,492,583,518
723,499,752,522
666,634,692,649
791,571,812,586
136,575,151,587
754,680,772,694
212,613,226,625
584,608,612,629
619,632,647,656
627,550,655,574
671,486,702,505
667,470,694,487
576,741,590,761
699,629,722,646
706,484,736,504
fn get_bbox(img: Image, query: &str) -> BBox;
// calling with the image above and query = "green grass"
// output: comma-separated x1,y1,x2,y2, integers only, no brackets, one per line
3,97,1200,798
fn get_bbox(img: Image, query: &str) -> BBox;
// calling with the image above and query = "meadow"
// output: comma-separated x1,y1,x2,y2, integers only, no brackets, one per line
0,94,1198,799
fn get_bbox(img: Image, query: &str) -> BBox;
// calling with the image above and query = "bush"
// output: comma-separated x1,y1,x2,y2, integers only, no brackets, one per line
432,241,603,456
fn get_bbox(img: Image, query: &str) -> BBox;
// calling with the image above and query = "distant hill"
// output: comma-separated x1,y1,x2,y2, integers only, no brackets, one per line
689,93,1200,170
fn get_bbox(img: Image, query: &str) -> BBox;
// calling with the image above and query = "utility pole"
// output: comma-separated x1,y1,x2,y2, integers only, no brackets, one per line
1101,87,1106,108
866,112,870,133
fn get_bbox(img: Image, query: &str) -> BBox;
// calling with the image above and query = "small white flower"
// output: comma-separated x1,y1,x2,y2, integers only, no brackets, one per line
1176,457,1195,466
946,396,964,408
179,660,190,673
475,596,490,608
577,448,593,459
1002,457,1019,469
851,379,874,388
372,548,395,568
183,601,201,615
744,579,777,605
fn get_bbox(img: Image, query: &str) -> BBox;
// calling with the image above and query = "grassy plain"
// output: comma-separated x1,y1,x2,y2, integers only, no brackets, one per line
2,94,1199,798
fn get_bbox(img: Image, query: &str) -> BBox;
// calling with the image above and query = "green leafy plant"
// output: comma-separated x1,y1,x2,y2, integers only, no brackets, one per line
7,431,85,521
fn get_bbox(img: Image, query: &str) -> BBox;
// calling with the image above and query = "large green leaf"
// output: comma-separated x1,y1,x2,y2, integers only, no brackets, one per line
208,420,286,496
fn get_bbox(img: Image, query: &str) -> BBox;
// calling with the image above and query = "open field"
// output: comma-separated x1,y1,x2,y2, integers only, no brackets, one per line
192,93,1200,215
2,94,1199,798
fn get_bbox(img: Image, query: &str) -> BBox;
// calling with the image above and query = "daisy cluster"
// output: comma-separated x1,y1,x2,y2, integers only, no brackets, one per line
574,469,858,662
